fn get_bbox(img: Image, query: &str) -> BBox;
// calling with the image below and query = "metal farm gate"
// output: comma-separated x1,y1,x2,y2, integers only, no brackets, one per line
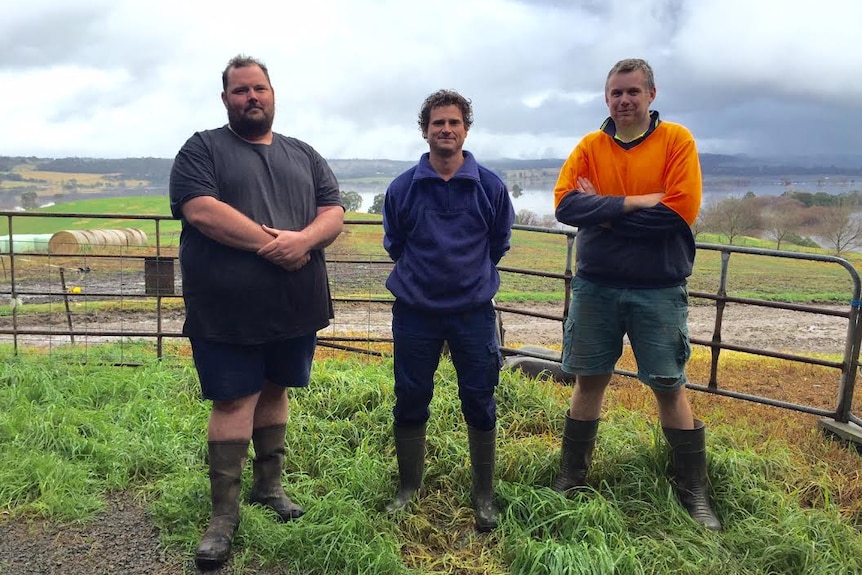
1,211,860,447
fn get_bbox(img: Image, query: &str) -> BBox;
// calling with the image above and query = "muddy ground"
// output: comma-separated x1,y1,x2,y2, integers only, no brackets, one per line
0,300,853,357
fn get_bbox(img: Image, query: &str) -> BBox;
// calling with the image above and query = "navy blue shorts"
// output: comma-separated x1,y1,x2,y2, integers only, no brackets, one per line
561,277,691,391
190,335,317,401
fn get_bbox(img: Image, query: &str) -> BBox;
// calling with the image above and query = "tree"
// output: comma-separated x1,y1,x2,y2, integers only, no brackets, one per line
510,183,523,198
817,204,862,256
20,190,38,210
340,190,363,212
515,209,538,226
700,196,762,245
368,193,385,215
763,198,804,249
537,214,559,229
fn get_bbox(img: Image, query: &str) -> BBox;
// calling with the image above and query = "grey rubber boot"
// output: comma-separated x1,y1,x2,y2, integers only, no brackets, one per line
384,423,426,512
195,440,249,571
663,419,722,531
467,426,499,532
249,424,304,521
552,413,599,493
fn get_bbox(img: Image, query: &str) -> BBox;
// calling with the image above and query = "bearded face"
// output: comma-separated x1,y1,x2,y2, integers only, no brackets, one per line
226,99,274,139
221,65,276,140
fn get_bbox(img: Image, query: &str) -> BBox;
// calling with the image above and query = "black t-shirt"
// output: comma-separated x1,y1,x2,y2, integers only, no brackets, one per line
169,127,342,343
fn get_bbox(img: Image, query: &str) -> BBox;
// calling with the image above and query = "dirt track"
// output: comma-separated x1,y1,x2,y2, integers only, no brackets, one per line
0,300,852,357
324,300,851,356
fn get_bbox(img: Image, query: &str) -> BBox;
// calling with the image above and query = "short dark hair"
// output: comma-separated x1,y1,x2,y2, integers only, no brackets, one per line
606,58,655,92
418,89,474,134
222,55,271,91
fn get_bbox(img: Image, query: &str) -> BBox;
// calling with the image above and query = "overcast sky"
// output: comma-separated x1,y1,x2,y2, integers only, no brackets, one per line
2,0,860,162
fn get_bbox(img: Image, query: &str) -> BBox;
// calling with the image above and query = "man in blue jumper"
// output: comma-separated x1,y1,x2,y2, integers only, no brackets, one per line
381,89,515,532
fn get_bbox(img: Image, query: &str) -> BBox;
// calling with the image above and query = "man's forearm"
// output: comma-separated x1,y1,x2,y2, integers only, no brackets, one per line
300,206,344,251
182,196,272,251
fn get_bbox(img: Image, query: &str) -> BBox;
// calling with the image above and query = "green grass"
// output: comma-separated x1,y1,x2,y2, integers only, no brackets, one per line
1,344,860,574
0,196,179,238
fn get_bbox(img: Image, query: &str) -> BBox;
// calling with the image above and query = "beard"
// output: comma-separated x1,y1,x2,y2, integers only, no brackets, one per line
227,104,274,139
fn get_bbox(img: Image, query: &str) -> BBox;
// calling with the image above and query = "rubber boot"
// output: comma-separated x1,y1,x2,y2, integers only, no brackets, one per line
552,413,599,493
384,423,426,512
467,426,499,532
249,424,304,521
663,419,722,531
195,440,248,571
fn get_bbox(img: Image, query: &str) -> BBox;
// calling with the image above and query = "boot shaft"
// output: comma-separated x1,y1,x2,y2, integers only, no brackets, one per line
552,414,599,492
467,426,496,485
393,423,426,490
207,440,249,518
251,424,287,495
662,419,722,531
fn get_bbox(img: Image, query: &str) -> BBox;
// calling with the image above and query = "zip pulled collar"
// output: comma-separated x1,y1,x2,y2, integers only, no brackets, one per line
601,110,662,150
413,150,482,182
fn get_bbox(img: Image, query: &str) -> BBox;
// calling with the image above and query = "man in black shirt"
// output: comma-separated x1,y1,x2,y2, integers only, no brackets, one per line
169,54,343,570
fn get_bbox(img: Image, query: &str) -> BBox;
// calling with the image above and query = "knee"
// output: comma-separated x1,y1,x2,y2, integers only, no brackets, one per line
460,393,496,430
651,383,687,404
212,395,256,417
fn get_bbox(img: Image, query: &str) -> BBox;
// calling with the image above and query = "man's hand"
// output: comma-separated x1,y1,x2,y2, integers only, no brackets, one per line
577,176,598,195
623,192,665,213
257,225,311,271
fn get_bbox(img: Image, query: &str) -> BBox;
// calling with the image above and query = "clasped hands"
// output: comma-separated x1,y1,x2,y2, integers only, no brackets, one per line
256,225,311,272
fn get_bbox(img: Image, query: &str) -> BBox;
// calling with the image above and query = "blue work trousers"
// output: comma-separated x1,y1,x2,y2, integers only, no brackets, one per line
392,301,501,431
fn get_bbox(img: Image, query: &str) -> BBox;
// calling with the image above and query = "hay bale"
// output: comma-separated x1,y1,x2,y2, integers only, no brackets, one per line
48,228,150,254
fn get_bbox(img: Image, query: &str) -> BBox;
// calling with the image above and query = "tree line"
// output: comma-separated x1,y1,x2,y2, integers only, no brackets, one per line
695,190,862,255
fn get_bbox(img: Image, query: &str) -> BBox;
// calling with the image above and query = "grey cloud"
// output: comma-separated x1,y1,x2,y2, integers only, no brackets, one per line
0,4,113,69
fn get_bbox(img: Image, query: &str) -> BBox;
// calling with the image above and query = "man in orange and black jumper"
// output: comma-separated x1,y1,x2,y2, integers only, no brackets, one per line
552,58,721,531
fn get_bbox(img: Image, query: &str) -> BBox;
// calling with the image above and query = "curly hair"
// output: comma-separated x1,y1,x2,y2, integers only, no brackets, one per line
605,58,655,92
222,55,272,91
417,89,473,134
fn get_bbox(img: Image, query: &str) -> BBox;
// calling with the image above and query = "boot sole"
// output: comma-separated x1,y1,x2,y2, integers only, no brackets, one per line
195,553,229,571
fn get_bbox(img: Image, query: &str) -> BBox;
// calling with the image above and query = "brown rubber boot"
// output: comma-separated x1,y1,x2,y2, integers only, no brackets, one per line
195,440,249,571
467,426,499,532
663,419,722,531
552,413,599,493
249,424,304,521
384,423,426,512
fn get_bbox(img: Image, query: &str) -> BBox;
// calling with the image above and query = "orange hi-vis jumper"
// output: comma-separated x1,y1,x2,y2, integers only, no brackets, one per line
553,112,702,288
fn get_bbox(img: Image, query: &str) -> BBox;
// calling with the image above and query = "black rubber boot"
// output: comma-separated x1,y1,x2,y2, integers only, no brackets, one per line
384,423,426,512
467,426,499,532
195,440,248,571
552,413,598,493
663,419,722,531
249,424,304,521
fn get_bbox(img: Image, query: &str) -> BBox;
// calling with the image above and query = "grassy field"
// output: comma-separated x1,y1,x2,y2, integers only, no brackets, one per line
0,343,859,574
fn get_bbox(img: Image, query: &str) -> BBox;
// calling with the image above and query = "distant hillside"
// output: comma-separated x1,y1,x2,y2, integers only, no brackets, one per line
1,153,861,191
36,157,174,186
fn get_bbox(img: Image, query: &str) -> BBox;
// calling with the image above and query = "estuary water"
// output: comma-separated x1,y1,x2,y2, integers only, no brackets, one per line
349,175,859,217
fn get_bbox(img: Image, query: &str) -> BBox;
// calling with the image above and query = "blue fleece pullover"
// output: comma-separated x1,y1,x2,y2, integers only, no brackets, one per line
383,151,515,312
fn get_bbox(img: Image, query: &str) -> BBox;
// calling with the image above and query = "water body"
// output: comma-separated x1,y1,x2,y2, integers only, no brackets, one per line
346,176,859,217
